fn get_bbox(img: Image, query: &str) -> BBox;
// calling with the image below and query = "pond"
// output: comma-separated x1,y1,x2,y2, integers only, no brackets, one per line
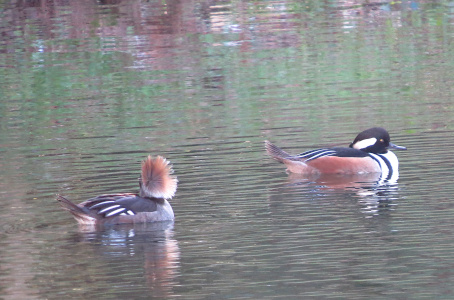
1,0,454,298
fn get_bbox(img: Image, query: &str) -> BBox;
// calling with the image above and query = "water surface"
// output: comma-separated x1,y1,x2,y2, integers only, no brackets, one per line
1,0,454,299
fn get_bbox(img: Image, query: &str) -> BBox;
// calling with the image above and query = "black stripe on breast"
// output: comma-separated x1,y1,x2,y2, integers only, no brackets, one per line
368,154,393,180
378,154,393,180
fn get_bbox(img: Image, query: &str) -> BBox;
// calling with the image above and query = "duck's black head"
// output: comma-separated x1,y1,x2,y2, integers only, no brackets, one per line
349,127,406,154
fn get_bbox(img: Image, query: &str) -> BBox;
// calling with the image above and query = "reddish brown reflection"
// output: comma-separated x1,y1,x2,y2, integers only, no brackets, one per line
77,222,180,297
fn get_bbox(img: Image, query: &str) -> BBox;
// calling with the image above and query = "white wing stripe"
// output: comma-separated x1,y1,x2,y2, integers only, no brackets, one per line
298,149,331,158
305,150,336,161
298,149,337,161
90,201,115,209
105,208,126,217
98,204,121,213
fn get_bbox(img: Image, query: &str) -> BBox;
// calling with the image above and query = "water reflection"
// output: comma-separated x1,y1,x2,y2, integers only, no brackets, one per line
76,221,180,297
272,172,402,218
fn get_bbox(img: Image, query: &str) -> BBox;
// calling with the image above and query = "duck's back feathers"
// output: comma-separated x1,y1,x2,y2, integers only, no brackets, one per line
82,193,160,217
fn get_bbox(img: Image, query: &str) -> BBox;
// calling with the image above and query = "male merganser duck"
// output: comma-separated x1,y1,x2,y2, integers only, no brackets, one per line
265,127,406,179
57,155,177,225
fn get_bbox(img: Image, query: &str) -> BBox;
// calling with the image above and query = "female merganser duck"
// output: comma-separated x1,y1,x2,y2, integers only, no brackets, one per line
265,127,406,179
57,155,178,225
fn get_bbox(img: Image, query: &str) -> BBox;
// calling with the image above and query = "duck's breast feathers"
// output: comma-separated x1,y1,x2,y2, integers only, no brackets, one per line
81,193,160,218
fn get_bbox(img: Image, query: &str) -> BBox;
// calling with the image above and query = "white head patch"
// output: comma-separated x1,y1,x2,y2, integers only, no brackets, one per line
352,137,377,150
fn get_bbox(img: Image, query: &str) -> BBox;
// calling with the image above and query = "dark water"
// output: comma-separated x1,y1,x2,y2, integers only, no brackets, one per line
1,0,454,299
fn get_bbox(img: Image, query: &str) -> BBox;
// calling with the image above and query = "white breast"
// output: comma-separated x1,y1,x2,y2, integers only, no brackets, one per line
368,151,399,182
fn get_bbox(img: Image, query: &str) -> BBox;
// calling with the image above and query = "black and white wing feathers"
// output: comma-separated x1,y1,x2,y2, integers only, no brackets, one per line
296,149,337,161
297,147,369,161
83,193,159,218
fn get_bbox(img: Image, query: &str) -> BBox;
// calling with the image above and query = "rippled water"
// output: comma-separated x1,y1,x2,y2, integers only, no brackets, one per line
1,0,454,299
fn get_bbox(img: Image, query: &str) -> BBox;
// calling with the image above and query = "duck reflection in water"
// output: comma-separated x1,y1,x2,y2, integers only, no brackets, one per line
57,155,180,296
285,172,402,217
77,221,180,297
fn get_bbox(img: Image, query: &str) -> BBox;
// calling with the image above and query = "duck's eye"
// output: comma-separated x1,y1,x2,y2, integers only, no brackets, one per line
379,139,384,143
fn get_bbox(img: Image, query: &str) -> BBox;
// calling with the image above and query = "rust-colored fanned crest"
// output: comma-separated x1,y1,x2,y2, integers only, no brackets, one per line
141,155,178,199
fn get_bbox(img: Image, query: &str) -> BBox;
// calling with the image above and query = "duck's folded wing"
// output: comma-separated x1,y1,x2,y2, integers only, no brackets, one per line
298,147,369,161
82,194,159,217
296,149,337,161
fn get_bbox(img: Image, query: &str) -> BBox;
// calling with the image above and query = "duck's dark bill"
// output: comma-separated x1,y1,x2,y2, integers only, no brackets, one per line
388,142,407,150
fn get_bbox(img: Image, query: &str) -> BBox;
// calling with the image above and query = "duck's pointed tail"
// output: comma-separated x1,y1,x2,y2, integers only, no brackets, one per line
57,195,96,225
265,140,316,174
140,155,178,200
265,140,293,163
